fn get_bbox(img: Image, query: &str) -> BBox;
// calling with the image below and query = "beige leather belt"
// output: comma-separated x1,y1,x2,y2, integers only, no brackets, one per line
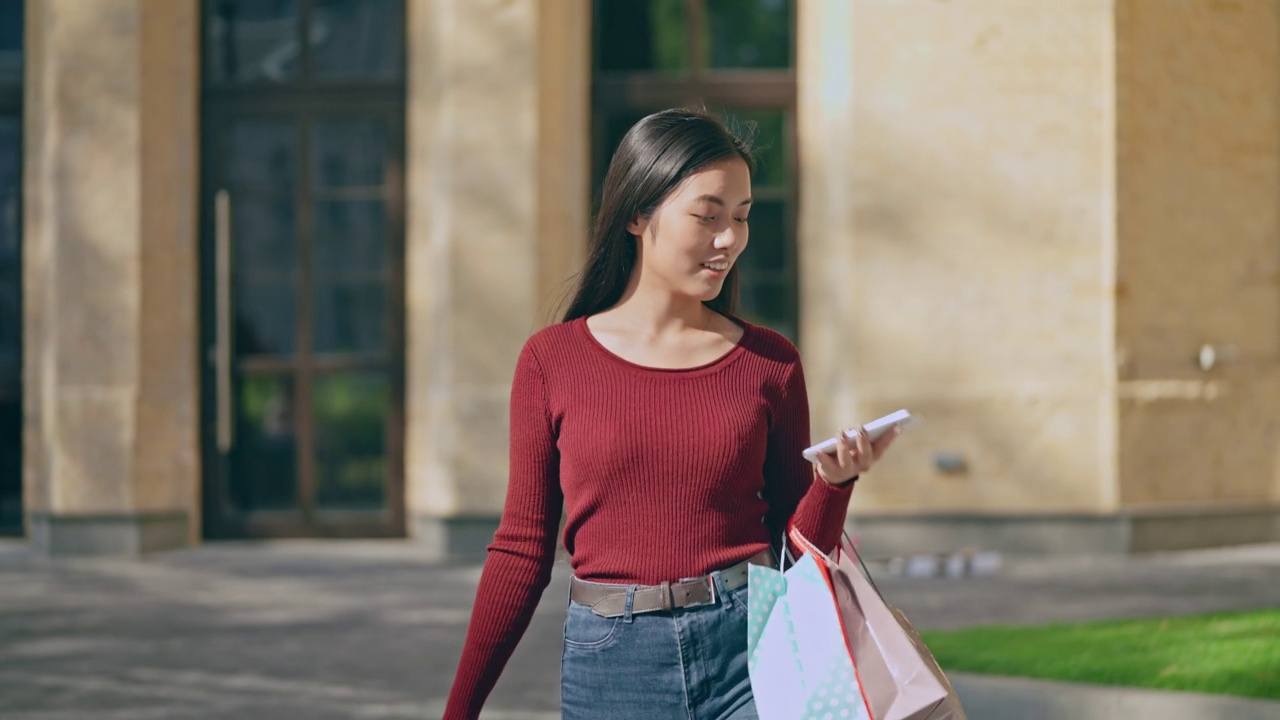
569,548,775,618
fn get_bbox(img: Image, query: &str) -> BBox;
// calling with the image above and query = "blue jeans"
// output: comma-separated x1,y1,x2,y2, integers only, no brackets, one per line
560,571,758,720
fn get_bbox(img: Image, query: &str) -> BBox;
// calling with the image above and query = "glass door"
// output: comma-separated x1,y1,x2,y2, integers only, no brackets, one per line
0,0,23,535
200,0,405,538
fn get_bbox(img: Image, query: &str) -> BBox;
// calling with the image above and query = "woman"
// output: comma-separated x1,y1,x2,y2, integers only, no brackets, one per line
443,108,898,720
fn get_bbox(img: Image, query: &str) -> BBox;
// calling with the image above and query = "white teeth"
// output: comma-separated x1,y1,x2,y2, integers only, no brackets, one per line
703,262,729,271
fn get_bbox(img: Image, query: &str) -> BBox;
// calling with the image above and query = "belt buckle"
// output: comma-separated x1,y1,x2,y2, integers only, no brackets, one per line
686,575,716,609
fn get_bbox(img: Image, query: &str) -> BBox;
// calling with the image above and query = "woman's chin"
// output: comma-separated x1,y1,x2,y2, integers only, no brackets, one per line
693,284,725,303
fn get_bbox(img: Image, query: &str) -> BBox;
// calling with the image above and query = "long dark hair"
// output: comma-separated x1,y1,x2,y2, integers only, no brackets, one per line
562,108,756,322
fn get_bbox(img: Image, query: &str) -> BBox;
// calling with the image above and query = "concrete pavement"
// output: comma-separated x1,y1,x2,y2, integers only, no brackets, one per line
0,539,1277,718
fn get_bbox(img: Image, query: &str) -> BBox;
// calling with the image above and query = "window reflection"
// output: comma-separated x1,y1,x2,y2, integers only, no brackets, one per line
206,0,405,84
233,197,298,277
228,120,297,189
312,281,387,354
232,374,299,511
705,0,792,69
595,0,688,72
311,119,387,189
311,0,403,81
207,0,300,83
236,280,297,355
313,201,387,275
313,372,388,510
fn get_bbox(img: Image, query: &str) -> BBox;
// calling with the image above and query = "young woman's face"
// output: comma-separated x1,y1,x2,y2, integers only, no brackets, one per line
629,157,752,303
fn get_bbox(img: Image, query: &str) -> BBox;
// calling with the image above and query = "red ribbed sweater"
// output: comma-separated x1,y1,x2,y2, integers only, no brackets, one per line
443,317,855,719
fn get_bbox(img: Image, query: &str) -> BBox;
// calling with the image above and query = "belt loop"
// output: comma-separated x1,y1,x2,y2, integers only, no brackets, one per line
659,581,672,611
623,586,636,623
711,572,731,609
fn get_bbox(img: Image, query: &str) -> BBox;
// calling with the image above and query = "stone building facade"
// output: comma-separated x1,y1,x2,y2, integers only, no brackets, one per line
3,0,1277,557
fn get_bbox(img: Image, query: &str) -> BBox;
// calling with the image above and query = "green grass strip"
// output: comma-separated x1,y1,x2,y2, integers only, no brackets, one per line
919,608,1280,700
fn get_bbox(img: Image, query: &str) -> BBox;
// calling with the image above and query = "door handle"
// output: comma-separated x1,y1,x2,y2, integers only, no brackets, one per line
214,189,235,453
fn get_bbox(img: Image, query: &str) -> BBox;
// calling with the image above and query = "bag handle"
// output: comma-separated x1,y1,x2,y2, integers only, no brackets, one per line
839,531,888,604
785,524,888,604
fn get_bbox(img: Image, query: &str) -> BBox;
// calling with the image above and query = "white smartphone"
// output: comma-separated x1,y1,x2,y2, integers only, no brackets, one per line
802,409,920,464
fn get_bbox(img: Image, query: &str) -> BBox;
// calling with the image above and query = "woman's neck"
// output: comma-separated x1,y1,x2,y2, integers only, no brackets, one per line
603,269,715,337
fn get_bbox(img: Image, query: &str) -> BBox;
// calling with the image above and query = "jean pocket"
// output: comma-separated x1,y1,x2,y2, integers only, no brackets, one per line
563,601,623,651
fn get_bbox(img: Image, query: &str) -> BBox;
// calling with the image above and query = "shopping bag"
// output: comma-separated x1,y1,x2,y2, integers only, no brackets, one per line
789,528,968,720
746,551,874,720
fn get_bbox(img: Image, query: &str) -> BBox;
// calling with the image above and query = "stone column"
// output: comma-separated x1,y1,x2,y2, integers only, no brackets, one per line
404,0,589,556
797,0,1280,555
23,0,200,555
1113,0,1280,550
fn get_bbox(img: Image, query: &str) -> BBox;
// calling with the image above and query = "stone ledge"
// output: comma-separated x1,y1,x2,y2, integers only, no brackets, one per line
27,511,189,556
412,515,501,560
950,672,1280,720
849,505,1280,558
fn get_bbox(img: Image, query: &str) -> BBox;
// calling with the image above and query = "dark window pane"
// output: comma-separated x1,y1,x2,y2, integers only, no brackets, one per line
0,117,15,191
312,281,387,354
311,119,387,189
313,372,388,510
738,278,796,341
314,201,387,276
233,196,297,276
311,0,404,81
0,393,18,530
737,200,786,275
232,373,298,511
705,0,792,69
0,194,16,367
0,0,21,52
312,196,387,353
0,109,15,531
236,280,297,355
207,0,300,83
595,0,688,72
0,0,22,83
227,120,297,189
0,117,18,371
725,109,787,186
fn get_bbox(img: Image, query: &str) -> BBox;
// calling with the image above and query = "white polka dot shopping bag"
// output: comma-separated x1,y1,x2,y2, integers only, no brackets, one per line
747,527,969,720
747,553,873,720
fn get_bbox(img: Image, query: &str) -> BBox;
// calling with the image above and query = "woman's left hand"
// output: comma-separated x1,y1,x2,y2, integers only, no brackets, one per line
814,425,900,486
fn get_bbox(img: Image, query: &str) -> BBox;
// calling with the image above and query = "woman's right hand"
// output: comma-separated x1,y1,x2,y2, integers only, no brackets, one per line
813,425,899,485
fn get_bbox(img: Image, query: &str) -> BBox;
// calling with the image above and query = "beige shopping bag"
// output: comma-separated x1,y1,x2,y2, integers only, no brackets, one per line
789,528,968,720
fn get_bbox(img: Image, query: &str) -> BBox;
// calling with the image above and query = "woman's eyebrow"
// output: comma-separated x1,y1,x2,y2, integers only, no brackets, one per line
691,194,753,207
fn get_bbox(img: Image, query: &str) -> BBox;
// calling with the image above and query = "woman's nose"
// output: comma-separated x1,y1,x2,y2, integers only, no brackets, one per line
714,228,742,249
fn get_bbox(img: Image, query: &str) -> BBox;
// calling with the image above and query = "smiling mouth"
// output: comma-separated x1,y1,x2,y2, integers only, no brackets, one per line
701,261,730,271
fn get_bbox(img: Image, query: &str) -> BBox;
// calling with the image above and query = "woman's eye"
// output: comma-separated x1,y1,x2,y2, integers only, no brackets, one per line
697,215,716,223
735,217,749,224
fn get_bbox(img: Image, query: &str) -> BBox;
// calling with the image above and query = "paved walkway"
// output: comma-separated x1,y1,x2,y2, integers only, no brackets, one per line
0,539,1277,719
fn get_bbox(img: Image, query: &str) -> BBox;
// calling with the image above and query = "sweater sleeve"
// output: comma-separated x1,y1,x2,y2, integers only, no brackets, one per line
762,354,855,556
443,343,563,720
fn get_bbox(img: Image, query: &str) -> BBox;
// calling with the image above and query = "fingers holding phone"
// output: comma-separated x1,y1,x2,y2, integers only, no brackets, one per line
815,424,900,485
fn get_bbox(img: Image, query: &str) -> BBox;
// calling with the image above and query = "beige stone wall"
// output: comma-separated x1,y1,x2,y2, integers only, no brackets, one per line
405,0,589,526
799,0,1119,514
1114,0,1280,509
23,0,199,535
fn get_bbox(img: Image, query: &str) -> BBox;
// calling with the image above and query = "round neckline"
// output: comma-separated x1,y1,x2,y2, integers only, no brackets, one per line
576,315,752,376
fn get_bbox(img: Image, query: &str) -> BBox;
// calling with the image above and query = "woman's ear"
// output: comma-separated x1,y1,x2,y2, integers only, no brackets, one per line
627,212,651,239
